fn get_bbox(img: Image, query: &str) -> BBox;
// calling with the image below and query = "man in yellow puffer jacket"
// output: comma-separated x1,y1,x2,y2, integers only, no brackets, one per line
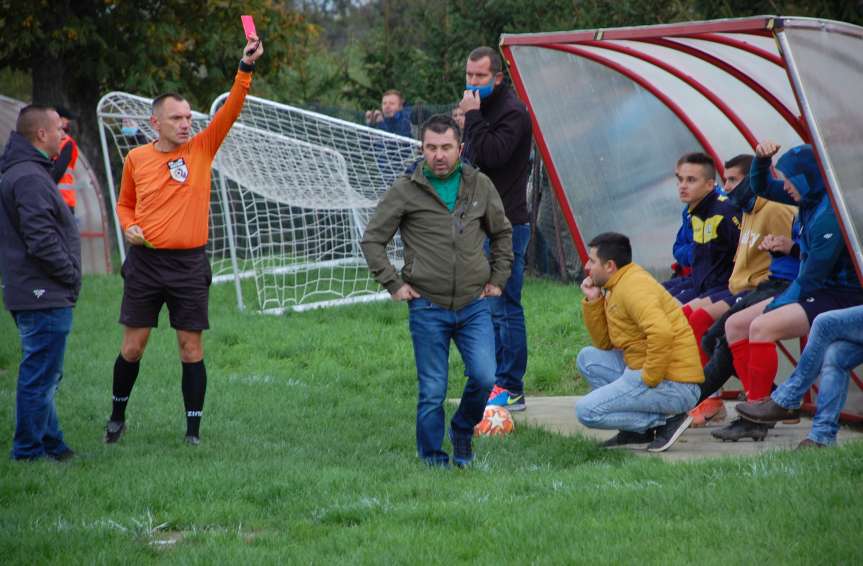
575,232,704,452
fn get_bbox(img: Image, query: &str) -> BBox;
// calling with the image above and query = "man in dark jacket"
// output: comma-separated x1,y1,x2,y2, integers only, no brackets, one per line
365,89,413,138
361,114,512,467
459,46,533,411
0,105,81,461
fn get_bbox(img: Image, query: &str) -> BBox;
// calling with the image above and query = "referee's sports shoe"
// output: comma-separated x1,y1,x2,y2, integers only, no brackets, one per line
104,420,126,444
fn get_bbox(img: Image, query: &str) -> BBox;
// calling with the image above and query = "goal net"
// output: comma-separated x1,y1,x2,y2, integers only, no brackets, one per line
98,91,419,313
209,94,418,313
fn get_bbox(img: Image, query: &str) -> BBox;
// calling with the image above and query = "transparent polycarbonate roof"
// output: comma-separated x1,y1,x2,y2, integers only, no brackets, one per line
501,16,863,279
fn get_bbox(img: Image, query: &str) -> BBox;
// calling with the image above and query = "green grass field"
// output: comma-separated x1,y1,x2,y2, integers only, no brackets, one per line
1,275,862,564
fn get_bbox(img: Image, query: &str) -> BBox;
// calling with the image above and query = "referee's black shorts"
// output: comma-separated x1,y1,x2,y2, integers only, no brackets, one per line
119,245,212,330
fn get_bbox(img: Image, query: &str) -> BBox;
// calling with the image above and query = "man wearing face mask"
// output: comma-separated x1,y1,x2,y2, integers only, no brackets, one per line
459,46,533,413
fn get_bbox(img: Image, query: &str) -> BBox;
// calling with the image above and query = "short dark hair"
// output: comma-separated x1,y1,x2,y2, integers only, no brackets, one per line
152,93,186,115
724,154,754,173
588,232,632,269
16,105,57,142
676,152,716,181
468,46,503,74
420,114,461,144
382,89,404,102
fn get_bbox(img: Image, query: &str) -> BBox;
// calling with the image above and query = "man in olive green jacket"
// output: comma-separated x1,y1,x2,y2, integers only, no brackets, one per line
361,114,512,467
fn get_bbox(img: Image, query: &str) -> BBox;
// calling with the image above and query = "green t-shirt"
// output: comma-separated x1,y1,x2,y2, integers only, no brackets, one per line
423,162,462,212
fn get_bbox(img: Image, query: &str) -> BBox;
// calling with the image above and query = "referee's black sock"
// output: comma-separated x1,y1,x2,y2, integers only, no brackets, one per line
111,354,140,422
182,360,207,437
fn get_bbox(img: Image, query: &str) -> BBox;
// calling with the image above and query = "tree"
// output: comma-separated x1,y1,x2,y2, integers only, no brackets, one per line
0,0,319,191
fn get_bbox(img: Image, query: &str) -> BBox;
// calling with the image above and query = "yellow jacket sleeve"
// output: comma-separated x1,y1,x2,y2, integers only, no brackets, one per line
582,296,613,350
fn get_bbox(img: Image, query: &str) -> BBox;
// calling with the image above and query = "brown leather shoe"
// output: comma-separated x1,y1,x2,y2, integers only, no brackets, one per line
736,398,800,424
796,438,827,450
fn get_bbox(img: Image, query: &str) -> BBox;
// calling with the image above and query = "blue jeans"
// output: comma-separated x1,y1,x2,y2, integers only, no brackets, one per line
772,305,863,445
575,347,700,433
487,223,530,394
11,308,74,460
408,297,496,464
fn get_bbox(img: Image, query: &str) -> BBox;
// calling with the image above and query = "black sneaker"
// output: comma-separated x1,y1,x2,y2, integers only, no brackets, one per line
449,428,473,468
185,435,201,446
601,429,655,447
711,417,769,442
647,413,693,452
104,420,126,444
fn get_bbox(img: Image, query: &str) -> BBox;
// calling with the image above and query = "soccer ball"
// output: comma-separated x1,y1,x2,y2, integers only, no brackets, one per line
474,405,515,436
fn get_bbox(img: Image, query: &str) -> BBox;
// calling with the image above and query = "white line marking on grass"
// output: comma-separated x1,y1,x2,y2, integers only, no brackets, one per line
226,374,305,386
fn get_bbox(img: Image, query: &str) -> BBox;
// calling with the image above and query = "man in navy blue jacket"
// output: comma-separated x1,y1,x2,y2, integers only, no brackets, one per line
668,153,741,307
0,106,81,461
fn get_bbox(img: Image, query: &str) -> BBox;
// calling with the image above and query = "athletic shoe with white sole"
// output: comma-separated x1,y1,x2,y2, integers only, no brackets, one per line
647,413,693,452
487,385,526,412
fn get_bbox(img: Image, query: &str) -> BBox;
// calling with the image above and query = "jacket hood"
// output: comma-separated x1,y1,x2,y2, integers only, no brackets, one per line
776,144,825,209
0,131,52,174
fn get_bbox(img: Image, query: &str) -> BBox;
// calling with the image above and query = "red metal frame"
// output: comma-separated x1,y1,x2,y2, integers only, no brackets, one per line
503,42,728,261
500,17,775,46
638,37,808,141
683,33,784,67
545,44,726,176
501,45,589,262
579,40,759,149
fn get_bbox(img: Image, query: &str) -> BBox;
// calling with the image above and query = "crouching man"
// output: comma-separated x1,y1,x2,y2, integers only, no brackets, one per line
361,114,513,467
576,233,703,452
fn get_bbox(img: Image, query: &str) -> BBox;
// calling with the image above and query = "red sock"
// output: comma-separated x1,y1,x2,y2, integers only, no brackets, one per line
729,339,750,397
688,308,715,366
682,304,693,319
747,341,778,401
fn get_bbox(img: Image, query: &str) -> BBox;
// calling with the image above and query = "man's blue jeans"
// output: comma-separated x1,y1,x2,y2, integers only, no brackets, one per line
11,307,73,460
408,297,495,465
488,223,530,394
772,305,863,445
575,347,700,433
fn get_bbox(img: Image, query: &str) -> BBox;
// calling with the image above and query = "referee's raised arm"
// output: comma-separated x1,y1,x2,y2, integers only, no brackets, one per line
199,35,265,157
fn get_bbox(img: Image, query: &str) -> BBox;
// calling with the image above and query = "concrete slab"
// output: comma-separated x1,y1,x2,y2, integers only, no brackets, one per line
508,396,863,461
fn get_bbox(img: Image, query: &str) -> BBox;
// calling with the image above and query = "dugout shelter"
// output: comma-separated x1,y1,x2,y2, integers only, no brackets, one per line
500,16,863,420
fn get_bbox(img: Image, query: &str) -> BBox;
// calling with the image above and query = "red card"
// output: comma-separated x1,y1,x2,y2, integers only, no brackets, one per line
241,15,257,39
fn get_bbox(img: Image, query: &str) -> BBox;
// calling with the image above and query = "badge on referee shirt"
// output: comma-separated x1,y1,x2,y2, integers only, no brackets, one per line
167,158,189,183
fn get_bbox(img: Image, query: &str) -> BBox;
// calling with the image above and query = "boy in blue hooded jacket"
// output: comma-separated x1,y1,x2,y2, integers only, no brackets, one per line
714,142,863,442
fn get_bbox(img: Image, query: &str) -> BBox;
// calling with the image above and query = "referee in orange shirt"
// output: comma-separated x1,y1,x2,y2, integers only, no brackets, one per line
104,37,263,446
